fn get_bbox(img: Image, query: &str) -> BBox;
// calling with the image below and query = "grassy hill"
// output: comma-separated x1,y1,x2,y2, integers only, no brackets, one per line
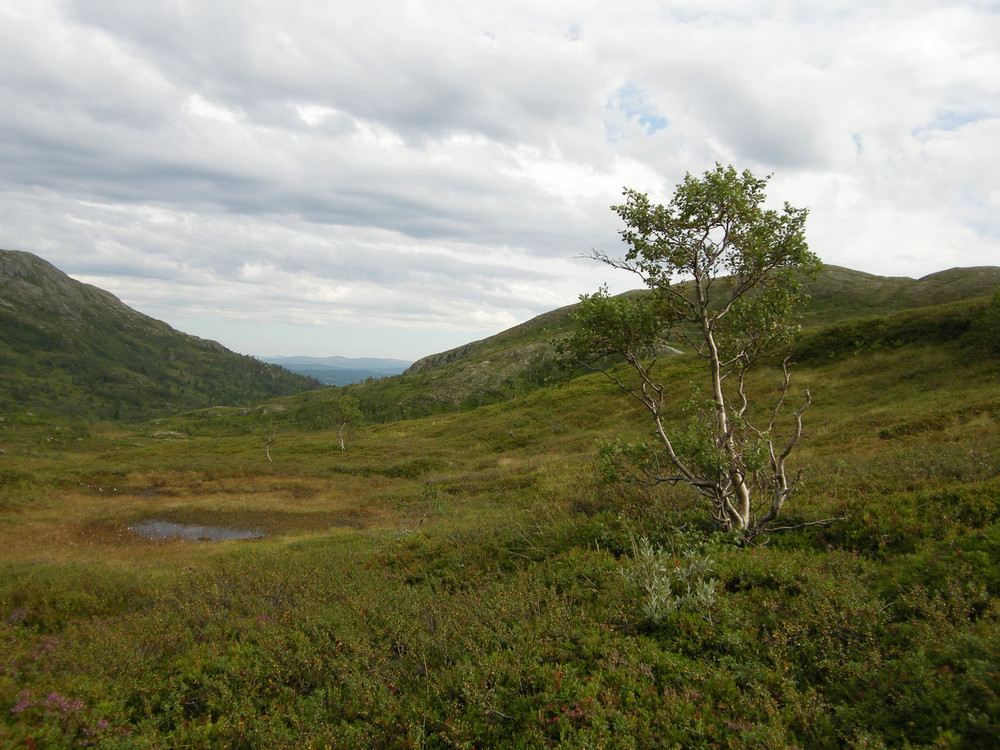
796,264,1000,326
0,263,999,747
327,264,1000,421
0,249,321,421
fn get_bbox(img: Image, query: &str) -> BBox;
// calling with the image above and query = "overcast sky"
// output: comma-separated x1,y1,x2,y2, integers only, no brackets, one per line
1,1,998,360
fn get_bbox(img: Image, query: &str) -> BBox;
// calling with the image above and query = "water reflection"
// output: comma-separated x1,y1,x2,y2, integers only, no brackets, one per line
129,520,265,542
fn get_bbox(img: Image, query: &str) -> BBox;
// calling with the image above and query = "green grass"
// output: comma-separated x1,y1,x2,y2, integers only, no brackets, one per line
1,299,999,747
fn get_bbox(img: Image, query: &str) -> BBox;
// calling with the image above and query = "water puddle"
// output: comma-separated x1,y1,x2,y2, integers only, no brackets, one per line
128,520,266,542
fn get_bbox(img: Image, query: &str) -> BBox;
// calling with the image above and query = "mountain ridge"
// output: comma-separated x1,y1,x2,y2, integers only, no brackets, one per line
0,249,321,421
406,264,1000,377
263,355,411,385
3,250,997,424
263,355,411,371
342,264,1000,420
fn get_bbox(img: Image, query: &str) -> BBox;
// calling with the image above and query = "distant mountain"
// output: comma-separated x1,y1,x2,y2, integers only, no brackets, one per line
0,249,321,421
262,355,411,386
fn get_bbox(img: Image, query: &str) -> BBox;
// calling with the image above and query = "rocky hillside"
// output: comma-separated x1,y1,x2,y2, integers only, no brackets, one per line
0,249,320,421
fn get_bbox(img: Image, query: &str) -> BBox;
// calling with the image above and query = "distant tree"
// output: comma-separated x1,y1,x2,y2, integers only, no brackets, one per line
559,164,820,541
330,395,364,451
254,408,279,461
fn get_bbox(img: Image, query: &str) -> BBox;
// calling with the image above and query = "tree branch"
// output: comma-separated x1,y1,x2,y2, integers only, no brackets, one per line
762,518,843,532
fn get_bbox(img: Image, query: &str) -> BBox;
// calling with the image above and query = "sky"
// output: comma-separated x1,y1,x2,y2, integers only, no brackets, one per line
1,1,998,361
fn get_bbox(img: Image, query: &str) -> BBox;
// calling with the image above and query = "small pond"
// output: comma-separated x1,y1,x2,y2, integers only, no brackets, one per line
128,520,266,542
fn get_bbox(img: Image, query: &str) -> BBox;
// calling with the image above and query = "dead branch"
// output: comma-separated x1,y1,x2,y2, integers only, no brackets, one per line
763,517,844,532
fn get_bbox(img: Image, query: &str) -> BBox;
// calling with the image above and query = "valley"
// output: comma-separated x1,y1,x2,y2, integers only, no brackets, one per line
1,255,999,747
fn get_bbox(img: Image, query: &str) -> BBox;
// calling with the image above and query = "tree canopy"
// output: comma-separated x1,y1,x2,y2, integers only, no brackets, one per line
560,164,820,540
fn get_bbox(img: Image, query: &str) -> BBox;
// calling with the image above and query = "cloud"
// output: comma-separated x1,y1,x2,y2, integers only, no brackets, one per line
0,0,997,358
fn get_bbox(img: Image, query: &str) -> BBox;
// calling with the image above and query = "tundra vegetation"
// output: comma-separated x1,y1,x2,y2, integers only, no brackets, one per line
1,265,999,746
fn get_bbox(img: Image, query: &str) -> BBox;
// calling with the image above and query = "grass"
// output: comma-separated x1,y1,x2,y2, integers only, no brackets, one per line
1,308,999,746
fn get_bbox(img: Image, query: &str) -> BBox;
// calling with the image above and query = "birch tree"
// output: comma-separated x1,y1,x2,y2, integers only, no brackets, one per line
559,165,819,541
330,395,363,451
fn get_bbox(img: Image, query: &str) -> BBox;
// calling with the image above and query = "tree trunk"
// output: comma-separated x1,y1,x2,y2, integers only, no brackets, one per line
699,292,751,531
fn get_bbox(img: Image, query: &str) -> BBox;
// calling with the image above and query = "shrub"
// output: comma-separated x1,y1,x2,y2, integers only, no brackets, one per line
619,532,728,625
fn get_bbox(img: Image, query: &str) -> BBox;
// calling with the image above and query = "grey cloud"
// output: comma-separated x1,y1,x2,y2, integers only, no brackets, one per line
2,0,997,359
65,0,598,146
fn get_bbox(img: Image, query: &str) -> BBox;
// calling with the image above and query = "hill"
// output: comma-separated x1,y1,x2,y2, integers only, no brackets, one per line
405,265,1000,377
339,264,1000,420
0,249,321,421
796,264,1000,326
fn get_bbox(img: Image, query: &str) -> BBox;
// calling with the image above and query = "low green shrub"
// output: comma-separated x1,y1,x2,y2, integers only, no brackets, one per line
1,563,150,634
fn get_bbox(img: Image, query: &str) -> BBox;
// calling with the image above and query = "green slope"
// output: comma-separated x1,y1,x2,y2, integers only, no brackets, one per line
334,265,1000,420
0,249,320,421
797,264,1000,326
